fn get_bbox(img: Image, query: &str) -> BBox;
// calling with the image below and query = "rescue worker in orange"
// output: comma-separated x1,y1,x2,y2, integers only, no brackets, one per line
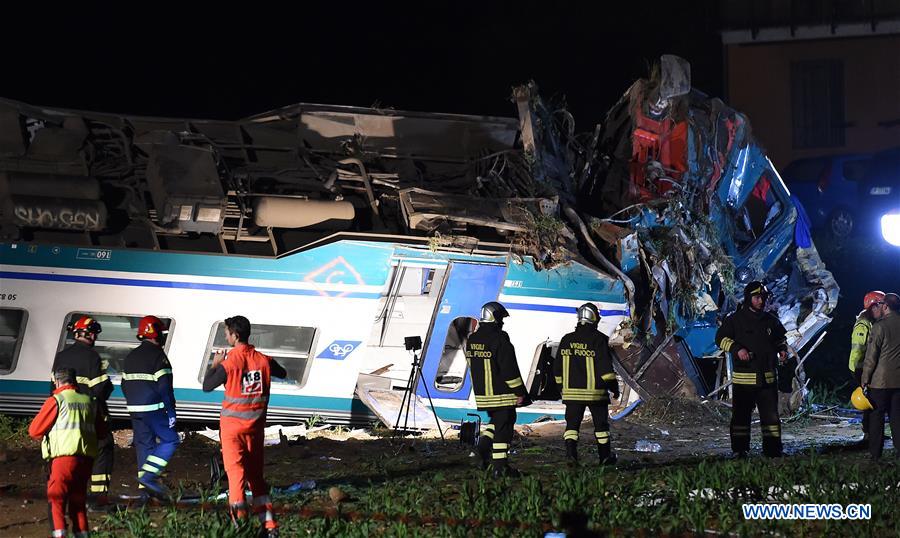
29,368,107,538
202,316,287,537
51,316,114,503
848,291,887,444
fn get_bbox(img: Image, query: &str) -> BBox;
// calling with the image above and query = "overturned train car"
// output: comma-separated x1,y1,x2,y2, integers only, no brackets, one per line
0,56,837,424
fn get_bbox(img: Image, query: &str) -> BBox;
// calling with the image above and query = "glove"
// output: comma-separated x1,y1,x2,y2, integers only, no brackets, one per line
168,415,177,429
606,380,620,400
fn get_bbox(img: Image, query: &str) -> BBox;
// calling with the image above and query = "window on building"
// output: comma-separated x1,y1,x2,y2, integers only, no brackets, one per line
0,308,28,374
59,313,174,378
791,59,845,149
199,322,317,388
434,316,477,392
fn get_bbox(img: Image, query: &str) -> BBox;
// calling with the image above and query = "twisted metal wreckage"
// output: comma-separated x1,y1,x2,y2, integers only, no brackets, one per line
0,55,837,414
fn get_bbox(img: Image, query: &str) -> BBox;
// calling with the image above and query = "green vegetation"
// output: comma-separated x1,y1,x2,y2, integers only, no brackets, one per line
95,450,898,536
0,414,32,446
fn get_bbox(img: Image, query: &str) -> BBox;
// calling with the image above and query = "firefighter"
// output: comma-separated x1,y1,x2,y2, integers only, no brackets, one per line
848,291,887,444
553,303,619,465
715,282,788,458
52,316,114,503
29,368,106,538
121,315,180,500
202,316,287,537
466,301,528,477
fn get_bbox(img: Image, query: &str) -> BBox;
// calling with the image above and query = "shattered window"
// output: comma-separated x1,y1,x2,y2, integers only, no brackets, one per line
732,172,783,252
59,312,174,378
0,308,27,374
434,316,476,393
199,322,317,388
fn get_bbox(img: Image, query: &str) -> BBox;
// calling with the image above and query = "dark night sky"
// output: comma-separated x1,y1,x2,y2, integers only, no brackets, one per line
3,3,723,129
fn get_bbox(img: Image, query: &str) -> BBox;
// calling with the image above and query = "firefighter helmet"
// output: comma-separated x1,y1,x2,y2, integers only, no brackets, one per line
863,290,886,310
851,386,873,411
67,316,102,336
480,301,509,323
577,303,601,325
743,281,770,304
137,315,167,340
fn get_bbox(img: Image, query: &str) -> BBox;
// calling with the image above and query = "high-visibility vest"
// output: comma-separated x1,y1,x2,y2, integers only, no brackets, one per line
221,345,272,428
849,316,873,372
41,389,97,460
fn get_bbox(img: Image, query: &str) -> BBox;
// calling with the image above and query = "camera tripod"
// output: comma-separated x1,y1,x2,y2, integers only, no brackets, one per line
394,347,445,441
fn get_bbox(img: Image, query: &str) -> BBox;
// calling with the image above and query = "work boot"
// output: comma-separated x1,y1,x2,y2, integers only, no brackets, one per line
138,474,171,502
565,439,578,466
87,493,113,513
597,444,616,466
475,435,492,470
492,461,522,478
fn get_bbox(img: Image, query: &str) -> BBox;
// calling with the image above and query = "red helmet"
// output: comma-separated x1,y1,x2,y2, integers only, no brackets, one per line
864,291,886,310
68,316,102,335
137,315,167,340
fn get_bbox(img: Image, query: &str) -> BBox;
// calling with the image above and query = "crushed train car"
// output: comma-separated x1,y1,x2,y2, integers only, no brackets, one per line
0,55,837,425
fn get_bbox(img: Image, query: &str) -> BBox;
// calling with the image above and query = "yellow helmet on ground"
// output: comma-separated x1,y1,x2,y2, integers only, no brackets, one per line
851,387,873,411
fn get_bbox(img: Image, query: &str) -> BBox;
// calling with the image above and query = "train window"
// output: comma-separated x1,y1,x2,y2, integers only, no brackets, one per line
59,313,174,379
434,316,476,393
0,308,28,374
199,322,317,388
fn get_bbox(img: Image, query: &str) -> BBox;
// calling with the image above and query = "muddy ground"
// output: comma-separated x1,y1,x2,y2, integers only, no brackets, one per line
0,398,889,537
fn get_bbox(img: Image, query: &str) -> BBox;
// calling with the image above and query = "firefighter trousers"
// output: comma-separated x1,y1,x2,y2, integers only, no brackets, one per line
486,408,516,467
867,388,900,460
221,423,277,531
47,455,92,536
564,402,611,459
731,384,782,456
132,409,180,486
90,417,114,496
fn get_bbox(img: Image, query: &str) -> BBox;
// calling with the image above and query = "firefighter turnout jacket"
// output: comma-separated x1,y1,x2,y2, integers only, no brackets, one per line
553,324,618,403
716,304,788,387
52,341,112,402
849,313,873,372
465,323,527,410
122,341,177,417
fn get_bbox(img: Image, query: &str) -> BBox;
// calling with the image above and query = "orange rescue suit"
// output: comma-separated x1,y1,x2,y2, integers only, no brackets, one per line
219,344,277,531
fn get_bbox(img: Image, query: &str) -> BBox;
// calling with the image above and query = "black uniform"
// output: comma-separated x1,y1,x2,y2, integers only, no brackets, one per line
465,323,527,471
553,323,619,462
716,303,788,457
52,341,115,495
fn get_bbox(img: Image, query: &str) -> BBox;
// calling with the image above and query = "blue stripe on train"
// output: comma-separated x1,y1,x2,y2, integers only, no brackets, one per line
1,271,627,316
0,271,382,299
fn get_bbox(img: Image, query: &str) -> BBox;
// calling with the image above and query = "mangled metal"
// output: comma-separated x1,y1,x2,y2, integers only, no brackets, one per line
0,55,838,409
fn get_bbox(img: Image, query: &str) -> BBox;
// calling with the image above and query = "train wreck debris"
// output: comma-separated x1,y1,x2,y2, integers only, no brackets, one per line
0,55,837,418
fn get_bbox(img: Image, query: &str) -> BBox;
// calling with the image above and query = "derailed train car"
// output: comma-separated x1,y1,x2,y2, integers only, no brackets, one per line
0,56,837,425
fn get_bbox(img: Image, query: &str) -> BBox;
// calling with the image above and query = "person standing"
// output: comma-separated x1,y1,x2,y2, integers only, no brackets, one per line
861,293,900,460
466,301,528,477
202,316,287,537
715,282,788,457
121,315,180,499
553,303,619,465
848,291,887,444
52,316,114,502
29,368,106,538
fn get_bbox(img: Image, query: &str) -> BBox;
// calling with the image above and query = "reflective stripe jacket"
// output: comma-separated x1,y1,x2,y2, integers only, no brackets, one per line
218,344,273,429
848,314,872,372
716,304,788,387
553,324,618,403
465,323,526,410
52,341,112,402
121,341,176,417
29,385,103,460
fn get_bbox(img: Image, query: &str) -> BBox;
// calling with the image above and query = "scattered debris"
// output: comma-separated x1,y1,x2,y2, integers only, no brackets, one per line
634,440,662,453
